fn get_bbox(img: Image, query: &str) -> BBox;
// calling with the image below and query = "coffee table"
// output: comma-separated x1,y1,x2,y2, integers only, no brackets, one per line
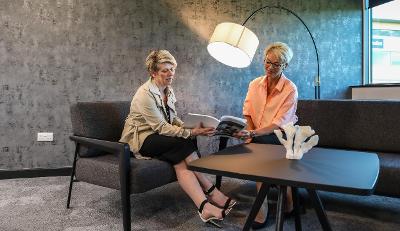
188,143,379,231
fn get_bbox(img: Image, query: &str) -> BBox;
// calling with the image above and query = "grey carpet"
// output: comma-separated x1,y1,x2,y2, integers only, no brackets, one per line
0,176,399,231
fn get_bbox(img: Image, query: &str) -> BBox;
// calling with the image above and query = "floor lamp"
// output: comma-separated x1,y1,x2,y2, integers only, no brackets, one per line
207,5,321,99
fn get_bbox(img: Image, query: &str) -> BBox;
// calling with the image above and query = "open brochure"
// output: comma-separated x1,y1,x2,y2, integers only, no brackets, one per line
183,113,247,137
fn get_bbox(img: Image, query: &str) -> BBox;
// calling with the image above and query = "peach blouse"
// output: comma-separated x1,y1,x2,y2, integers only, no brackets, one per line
243,74,298,129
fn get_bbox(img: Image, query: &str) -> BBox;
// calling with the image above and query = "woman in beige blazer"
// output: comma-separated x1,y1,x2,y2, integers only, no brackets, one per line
120,50,235,227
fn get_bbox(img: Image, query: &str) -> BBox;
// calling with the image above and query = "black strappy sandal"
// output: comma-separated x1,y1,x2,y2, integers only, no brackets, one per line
204,185,237,210
198,199,231,228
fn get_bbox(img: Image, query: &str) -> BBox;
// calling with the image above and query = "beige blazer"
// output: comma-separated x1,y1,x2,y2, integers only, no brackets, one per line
120,79,191,157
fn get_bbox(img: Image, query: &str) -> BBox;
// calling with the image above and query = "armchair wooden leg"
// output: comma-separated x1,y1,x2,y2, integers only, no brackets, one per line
121,184,131,231
120,145,132,231
67,143,80,209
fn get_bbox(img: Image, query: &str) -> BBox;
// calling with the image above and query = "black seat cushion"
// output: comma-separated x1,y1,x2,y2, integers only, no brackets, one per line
75,154,177,193
375,152,400,197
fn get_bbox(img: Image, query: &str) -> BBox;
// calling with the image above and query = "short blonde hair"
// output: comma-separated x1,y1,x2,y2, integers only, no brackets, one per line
264,42,293,65
145,50,177,74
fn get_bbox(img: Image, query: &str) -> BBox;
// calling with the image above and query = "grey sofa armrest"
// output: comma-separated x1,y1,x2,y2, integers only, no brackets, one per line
69,135,131,177
70,135,129,155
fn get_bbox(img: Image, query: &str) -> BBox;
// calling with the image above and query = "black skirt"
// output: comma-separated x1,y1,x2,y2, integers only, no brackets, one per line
139,133,198,165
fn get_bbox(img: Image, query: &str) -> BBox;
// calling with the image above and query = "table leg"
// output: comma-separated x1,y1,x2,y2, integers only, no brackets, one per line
215,175,222,189
307,189,332,231
292,187,302,231
242,183,270,231
275,186,287,231
215,137,228,190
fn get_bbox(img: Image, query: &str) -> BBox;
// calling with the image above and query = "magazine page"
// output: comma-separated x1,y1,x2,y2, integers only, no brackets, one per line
220,116,247,127
183,113,220,128
215,118,247,137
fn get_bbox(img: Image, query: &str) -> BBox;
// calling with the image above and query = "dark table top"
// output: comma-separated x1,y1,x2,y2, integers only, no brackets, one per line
189,143,380,195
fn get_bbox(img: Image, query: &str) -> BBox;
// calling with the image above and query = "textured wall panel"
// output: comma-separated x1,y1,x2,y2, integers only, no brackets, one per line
0,0,362,170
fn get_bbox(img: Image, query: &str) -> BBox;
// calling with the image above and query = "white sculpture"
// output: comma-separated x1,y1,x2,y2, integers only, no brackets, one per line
274,122,319,159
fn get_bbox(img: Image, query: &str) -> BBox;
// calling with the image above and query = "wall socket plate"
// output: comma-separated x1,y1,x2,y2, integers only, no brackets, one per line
37,132,54,142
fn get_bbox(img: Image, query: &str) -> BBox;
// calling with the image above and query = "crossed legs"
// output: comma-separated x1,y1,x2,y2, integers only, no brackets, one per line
174,152,231,220
139,134,232,220
185,152,233,207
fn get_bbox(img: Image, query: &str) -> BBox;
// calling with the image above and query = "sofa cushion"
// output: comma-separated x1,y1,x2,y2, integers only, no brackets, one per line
75,154,177,193
70,101,130,157
297,100,400,153
70,101,130,141
375,152,400,197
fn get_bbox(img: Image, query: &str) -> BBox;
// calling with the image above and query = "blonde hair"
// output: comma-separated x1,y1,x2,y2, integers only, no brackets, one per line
145,50,177,75
264,42,293,64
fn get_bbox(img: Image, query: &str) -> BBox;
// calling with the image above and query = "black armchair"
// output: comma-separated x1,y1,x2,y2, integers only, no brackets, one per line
67,101,177,231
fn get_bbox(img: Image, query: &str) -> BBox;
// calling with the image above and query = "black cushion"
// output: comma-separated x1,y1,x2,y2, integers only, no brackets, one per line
70,101,178,194
70,101,130,141
70,101,130,157
375,152,400,197
75,154,177,193
297,100,400,153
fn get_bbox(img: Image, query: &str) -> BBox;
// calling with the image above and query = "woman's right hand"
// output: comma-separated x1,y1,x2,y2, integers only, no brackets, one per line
234,130,252,143
234,130,251,139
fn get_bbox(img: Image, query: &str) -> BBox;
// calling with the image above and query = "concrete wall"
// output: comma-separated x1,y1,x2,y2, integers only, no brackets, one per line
0,0,362,170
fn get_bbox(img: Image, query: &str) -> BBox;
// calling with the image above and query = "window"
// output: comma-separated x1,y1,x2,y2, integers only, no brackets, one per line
370,0,400,83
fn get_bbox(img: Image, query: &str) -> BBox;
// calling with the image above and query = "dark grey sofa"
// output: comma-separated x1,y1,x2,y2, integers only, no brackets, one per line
67,101,177,231
296,100,400,198
67,100,400,231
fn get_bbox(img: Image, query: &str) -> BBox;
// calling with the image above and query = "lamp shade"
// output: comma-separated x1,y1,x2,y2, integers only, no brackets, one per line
207,22,259,68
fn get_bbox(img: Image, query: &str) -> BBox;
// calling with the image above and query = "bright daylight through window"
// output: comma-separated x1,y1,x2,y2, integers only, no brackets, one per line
371,0,400,83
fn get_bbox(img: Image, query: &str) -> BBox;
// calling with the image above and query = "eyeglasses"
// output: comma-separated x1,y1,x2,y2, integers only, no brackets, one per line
264,60,284,68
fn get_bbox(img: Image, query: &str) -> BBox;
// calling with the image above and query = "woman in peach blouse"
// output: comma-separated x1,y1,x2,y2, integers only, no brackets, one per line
237,42,298,229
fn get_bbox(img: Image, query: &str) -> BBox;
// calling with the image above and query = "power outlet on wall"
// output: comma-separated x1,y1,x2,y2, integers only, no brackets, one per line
37,132,54,142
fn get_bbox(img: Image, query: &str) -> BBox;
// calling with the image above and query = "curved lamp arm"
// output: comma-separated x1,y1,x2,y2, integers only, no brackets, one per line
242,5,320,99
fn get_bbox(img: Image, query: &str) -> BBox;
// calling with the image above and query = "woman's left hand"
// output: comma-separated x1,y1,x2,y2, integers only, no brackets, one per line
192,127,215,136
191,122,216,136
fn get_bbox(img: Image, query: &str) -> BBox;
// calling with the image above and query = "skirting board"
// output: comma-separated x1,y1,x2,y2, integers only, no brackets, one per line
0,167,72,180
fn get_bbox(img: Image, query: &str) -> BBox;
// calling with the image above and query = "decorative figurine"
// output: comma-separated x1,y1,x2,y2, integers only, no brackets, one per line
274,122,319,159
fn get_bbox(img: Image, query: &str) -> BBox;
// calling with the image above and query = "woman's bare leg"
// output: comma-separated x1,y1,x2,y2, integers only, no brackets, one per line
173,160,224,219
184,152,213,190
184,152,233,207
